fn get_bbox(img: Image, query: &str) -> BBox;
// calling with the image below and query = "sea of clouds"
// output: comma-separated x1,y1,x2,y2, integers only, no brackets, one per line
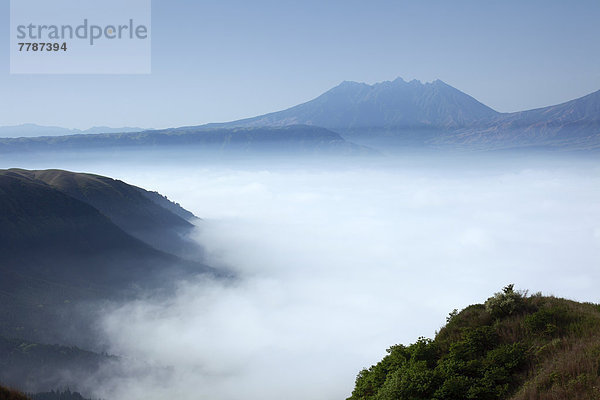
3,152,599,400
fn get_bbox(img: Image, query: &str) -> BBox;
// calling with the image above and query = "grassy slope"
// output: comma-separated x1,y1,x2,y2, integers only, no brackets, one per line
7,169,199,258
348,286,600,400
0,169,218,393
17,169,194,231
0,170,212,344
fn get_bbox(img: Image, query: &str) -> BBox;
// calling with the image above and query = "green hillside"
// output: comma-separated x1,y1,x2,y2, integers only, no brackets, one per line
0,168,218,347
0,168,221,394
7,169,200,259
348,285,600,400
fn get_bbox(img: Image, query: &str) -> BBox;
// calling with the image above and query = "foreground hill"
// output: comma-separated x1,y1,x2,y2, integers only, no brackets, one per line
0,385,89,400
0,169,213,345
348,285,600,400
0,336,112,394
0,385,29,400
0,168,217,395
10,169,200,259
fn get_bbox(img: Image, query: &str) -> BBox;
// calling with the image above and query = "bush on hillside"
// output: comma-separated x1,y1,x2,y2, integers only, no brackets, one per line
347,285,600,400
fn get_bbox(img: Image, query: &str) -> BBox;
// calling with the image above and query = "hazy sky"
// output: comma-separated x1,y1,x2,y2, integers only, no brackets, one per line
1,0,599,129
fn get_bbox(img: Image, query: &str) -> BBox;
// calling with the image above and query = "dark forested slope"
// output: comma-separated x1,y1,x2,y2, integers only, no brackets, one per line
0,169,213,345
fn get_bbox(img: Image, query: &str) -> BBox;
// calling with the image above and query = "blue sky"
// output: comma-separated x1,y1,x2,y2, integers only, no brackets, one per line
1,0,599,129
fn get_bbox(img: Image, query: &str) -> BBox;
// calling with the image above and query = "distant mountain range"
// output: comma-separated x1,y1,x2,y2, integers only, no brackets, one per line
0,124,145,138
210,78,499,131
1,78,599,152
209,78,600,151
0,125,373,155
445,88,600,150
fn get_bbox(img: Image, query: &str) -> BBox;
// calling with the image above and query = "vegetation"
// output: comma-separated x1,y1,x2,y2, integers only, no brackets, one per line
0,388,92,400
0,168,214,396
0,169,213,345
0,385,29,400
348,285,600,400
0,336,114,395
30,389,92,400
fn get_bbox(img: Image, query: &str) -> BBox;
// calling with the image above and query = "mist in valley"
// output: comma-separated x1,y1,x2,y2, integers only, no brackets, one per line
2,151,599,400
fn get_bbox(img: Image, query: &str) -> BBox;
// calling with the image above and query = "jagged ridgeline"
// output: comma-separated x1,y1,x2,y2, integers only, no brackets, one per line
347,285,600,400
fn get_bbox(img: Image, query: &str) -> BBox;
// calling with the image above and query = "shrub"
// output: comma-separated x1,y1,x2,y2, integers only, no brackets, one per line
0,386,29,400
524,304,573,337
347,287,600,400
484,284,525,319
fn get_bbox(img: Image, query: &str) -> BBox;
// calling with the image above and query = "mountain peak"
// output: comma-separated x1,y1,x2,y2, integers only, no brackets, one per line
432,79,449,86
333,80,370,90
392,77,409,84
335,77,445,90
219,77,499,131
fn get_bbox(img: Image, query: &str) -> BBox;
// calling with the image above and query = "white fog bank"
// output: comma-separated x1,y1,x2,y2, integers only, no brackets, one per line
2,153,599,399
86,155,600,400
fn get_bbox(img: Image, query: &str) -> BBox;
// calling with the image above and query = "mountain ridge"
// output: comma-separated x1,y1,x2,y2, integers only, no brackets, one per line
198,78,600,151
0,125,374,155
0,124,146,138
0,169,214,346
2,79,599,152
0,168,219,395
205,78,499,132
443,89,600,150
8,169,200,258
